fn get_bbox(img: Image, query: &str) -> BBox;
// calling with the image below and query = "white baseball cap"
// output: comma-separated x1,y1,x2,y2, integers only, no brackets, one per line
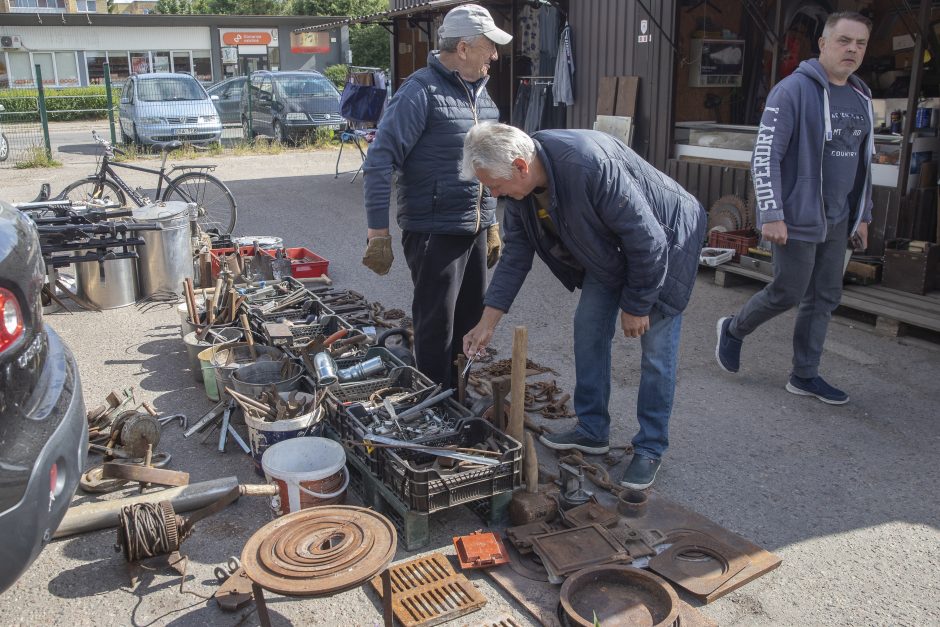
439,4,513,45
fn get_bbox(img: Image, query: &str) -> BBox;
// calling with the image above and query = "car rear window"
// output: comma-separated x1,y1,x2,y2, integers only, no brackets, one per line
275,77,339,98
137,78,206,102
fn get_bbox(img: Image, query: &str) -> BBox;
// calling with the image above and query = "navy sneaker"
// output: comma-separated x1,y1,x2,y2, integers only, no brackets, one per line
620,454,662,490
715,316,743,373
539,429,609,455
785,374,849,405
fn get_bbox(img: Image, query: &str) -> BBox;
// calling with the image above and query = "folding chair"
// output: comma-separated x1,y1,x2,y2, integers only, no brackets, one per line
334,67,387,183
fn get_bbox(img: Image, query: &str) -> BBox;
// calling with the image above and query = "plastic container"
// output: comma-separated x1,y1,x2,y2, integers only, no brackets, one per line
245,391,323,474
197,346,221,401
281,247,329,279
261,437,348,516
707,228,759,262
381,419,522,513
698,247,735,267
231,360,304,398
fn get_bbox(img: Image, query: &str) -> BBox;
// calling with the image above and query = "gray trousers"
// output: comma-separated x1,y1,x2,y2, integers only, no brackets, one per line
730,219,848,379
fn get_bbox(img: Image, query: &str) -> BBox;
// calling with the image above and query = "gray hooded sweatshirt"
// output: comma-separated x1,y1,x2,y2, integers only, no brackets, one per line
751,58,874,243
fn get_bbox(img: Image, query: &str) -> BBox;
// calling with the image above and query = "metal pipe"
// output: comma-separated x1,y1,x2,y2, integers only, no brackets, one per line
396,388,454,423
53,476,269,539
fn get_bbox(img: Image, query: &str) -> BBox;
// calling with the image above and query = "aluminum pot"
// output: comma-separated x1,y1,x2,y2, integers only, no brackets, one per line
74,254,138,309
133,201,194,298
231,360,304,398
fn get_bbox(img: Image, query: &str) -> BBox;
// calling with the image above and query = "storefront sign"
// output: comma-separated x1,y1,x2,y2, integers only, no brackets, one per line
290,32,330,54
222,31,272,46
221,46,238,64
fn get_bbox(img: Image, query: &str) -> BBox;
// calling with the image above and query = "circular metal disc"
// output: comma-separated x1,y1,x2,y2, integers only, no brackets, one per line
242,505,397,596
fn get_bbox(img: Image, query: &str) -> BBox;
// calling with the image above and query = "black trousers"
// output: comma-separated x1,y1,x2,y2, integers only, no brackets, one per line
401,230,487,389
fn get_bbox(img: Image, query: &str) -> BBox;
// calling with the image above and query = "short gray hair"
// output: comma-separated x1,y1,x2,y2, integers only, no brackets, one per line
439,34,484,52
461,122,535,180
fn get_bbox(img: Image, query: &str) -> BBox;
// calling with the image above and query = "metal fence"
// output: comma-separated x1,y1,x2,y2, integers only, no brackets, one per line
0,63,349,168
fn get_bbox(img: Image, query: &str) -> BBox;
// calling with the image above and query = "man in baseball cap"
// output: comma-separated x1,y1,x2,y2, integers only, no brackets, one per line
361,3,512,388
438,3,513,45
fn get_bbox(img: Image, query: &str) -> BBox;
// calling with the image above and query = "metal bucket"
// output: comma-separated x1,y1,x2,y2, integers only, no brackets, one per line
74,255,138,309
209,342,284,402
183,328,243,383
245,391,322,474
231,360,304,398
133,201,194,298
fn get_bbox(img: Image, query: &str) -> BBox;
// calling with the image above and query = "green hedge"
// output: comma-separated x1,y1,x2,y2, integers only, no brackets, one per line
0,86,112,121
323,65,348,90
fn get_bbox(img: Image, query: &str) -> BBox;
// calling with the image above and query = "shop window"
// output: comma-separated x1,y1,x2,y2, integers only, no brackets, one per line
172,52,192,75
108,52,131,84
192,50,212,82
8,52,33,88
0,57,8,89
75,0,96,11
268,47,280,72
130,52,150,75
55,52,80,87
152,51,171,73
86,51,106,85
32,52,55,85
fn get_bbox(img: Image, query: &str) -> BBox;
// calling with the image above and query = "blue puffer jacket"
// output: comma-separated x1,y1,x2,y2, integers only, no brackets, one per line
363,53,498,235
485,130,706,318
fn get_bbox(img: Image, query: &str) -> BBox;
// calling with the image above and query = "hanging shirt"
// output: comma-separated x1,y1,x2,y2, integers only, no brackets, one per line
822,82,868,224
553,23,575,106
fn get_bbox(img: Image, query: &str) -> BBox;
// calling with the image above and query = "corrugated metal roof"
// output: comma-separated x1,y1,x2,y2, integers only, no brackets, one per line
294,0,472,33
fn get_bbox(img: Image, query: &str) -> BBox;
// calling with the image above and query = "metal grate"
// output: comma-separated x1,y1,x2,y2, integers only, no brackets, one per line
370,553,486,627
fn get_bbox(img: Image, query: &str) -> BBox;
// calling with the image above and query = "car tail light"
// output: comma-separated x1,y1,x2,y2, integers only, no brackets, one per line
0,287,24,354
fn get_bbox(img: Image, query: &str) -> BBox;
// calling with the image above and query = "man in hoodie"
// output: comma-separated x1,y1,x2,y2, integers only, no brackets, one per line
715,11,873,404
361,5,511,388
461,123,706,489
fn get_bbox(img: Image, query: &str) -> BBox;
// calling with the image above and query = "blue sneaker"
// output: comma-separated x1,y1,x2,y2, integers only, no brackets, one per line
715,316,742,373
620,454,662,490
785,374,849,405
539,429,609,455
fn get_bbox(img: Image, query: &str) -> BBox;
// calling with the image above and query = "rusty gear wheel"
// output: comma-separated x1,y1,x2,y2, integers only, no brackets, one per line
708,195,747,232
241,505,396,597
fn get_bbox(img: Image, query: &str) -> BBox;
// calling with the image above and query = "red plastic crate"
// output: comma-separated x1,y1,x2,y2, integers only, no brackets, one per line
282,247,329,279
209,246,274,278
707,229,759,262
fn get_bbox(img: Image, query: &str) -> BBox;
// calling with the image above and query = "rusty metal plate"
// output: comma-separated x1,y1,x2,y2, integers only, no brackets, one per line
453,531,509,569
505,521,558,555
649,531,751,597
530,524,630,584
560,565,680,627
241,505,396,597
560,501,619,529
369,553,486,627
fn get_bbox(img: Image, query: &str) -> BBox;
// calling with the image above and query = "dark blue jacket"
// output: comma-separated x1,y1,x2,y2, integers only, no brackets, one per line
363,53,498,235
751,59,874,242
485,130,706,317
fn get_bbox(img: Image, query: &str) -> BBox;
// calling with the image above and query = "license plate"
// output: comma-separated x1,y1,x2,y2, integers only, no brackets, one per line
175,128,195,135
324,124,341,131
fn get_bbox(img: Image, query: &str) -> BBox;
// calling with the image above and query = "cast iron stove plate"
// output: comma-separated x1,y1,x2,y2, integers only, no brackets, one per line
369,552,486,627
530,524,630,582
560,501,620,529
505,521,559,554
649,530,751,596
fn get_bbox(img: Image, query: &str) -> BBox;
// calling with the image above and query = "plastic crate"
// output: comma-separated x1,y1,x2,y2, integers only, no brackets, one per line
249,298,334,325
381,419,521,513
267,314,353,350
281,247,330,279
707,229,759,262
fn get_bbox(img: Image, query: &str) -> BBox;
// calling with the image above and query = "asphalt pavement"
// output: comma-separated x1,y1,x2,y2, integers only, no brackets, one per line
0,123,938,626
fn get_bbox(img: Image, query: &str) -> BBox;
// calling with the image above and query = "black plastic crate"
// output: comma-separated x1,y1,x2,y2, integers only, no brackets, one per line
381,418,521,513
242,277,310,304
249,298,334,324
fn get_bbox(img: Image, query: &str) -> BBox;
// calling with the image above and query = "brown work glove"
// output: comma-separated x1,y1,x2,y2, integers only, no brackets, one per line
486,223,502,269
362,235,393,275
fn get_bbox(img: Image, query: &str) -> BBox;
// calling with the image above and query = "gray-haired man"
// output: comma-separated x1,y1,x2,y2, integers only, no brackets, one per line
461,123,705,489
361,4,511,389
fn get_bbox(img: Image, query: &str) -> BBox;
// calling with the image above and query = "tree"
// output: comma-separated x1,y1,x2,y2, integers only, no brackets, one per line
288,0,389,69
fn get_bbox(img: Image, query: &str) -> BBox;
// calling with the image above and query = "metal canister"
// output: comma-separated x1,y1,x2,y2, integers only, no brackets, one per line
313,352,338,386
74,255,139,309
337,356,385,382
132,201,194,298
915,107,931,129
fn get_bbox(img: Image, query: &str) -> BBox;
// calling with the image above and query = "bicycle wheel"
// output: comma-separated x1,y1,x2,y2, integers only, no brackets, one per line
163,172,237,235
57,177,127,208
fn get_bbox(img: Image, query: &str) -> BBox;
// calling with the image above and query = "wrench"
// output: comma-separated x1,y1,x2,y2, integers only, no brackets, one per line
157,414,188,429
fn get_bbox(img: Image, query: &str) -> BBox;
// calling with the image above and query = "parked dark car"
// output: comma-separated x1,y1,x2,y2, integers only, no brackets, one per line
206,76,247,126
241,70,346,144
0,200,87,593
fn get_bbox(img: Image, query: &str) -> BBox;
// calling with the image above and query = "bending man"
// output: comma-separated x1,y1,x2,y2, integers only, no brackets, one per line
462,123,706,489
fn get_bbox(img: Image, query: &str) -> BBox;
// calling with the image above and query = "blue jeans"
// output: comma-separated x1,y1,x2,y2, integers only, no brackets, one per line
572,274,683,459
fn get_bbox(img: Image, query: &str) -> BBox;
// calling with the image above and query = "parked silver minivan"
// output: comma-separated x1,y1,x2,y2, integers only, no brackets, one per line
118,73,222,146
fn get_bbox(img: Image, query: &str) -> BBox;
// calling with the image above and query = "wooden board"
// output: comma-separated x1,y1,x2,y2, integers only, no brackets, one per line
596,76,617,116
614,76,639,118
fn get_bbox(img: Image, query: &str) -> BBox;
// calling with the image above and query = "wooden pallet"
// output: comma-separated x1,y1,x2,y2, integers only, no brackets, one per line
707,264,940,337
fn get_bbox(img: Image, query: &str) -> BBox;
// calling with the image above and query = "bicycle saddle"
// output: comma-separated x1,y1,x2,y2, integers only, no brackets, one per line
151,140,183,153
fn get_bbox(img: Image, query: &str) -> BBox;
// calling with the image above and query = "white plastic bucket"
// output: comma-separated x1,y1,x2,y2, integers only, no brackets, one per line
245,392,323,474
261,437,348,516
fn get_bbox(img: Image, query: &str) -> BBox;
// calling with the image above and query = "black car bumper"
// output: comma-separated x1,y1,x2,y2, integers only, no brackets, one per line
0,328,86,593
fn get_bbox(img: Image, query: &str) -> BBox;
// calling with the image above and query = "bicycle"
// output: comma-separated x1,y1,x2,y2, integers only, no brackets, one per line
56,131,237,234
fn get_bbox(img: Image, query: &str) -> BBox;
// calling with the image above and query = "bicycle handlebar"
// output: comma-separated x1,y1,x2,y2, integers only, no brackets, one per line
90,130,121,156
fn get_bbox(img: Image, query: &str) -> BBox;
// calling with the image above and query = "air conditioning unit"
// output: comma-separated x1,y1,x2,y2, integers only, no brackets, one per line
1,35,23,50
